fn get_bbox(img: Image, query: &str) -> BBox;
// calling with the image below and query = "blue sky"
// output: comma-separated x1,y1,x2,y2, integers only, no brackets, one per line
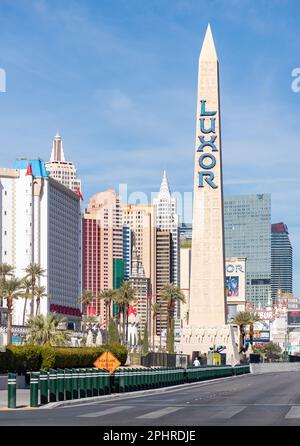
0,0,299,295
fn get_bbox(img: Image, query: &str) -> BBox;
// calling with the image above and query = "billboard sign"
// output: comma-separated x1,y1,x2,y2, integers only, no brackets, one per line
288,311,300,326
226,276,239,297
255,309,275,321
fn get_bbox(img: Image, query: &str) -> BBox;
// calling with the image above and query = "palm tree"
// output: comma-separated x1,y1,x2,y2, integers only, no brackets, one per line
0,263,14,307
34,286,47,316
151,303,160,351
0,277,24,344
114,281,136,344
26,314,70,346
160,283,186,353
98,289,116,327
21,278,32,325
248,312,261,346
233,311,251,353
0,263,15,279
24,263,46,316
79,290,94,316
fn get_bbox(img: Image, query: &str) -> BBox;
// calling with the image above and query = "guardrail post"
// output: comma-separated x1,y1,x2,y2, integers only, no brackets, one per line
7,372,17,409
30,372,39,407
57,368,65,401
49,369,57,402
78,368,86,398
86,368,92,397
72,369,79,399
92,368,99,397
40,370,49,405
65,369,72,400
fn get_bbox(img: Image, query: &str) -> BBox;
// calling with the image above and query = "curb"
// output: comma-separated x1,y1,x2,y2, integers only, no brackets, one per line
42,373,250,410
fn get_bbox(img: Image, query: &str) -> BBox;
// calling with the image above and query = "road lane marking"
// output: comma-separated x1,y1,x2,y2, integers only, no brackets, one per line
211,406,246,419
285,406,300,419
137,406,183,419
78,405,134,418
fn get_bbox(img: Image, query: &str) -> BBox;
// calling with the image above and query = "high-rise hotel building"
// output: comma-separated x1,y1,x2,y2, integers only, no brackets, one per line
0,159,82,336
122,204,156,333
271,222,293,300
82,190,124,325
224,194,271,308
45,133,81,193
153,171,180,286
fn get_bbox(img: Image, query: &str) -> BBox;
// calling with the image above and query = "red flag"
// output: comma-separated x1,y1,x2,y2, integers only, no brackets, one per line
89,306,96,316
128,305,137,317
75,188,84,201
26,162,33,176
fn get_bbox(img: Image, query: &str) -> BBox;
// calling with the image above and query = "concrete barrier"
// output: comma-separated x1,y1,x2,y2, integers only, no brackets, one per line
250,363,300,374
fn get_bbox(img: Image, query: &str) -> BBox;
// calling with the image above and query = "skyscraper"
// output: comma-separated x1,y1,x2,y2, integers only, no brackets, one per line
224,193,271,308
45,133,82,194
82,190,123,324
153,171,180,286
155,230,172,335
0,159,82,336
271,222,293,300
129,245,150,337
122,204,156,335
122,224,132,280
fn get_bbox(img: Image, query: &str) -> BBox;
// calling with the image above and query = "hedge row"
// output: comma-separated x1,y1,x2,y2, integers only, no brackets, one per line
0,343,128,373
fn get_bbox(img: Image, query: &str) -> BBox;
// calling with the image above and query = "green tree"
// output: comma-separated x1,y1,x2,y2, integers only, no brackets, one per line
35,285,47,316
0,263,15,308
79,290,94,316
142,322,149,355
108,318,120,344
114,281,136,344
160,283,186,353
98,289,116,327
24,263,46,316
21,278,32,325
151,303,160,351
167,320,175,353
0,277,24,344
254,342,282,362
26,314,70,346
233,311,251,353
248,312,261,345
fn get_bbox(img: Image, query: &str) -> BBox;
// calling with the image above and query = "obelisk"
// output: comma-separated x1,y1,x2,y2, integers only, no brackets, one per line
181,24,239,365
189,23,226,327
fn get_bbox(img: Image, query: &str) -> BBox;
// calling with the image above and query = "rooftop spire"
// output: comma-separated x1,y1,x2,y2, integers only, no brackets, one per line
159,170,171,196
50,133,66,162
199,23,218,62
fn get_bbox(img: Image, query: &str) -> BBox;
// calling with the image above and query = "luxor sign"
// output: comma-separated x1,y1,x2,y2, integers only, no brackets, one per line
197,100,219,189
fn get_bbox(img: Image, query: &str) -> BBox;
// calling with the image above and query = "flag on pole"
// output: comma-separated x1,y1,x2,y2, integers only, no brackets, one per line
75,188,84,201
26,162,33,176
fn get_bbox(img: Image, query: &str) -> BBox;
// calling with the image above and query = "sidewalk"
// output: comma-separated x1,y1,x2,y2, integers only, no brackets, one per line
0,389,30,409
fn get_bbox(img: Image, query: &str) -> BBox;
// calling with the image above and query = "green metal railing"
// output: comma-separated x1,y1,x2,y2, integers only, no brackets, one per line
5,364,250,408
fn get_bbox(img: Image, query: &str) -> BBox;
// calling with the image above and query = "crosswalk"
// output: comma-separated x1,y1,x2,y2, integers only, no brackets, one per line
76,404,300,421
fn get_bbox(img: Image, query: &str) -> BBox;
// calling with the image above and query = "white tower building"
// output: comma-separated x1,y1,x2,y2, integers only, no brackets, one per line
153,171,180,286
45,133,82,194
0,159,82,341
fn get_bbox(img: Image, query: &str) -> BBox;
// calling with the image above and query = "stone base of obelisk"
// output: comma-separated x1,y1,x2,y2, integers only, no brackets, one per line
180,324,240,366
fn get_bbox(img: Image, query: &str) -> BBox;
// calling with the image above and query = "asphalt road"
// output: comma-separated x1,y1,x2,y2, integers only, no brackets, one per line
1,371,300,426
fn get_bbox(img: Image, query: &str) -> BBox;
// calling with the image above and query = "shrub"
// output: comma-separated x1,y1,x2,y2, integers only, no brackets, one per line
0,346,42,373
0,344,128,372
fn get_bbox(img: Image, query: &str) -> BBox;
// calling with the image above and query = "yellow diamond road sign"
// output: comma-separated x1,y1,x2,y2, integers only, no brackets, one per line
93,351,121,375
